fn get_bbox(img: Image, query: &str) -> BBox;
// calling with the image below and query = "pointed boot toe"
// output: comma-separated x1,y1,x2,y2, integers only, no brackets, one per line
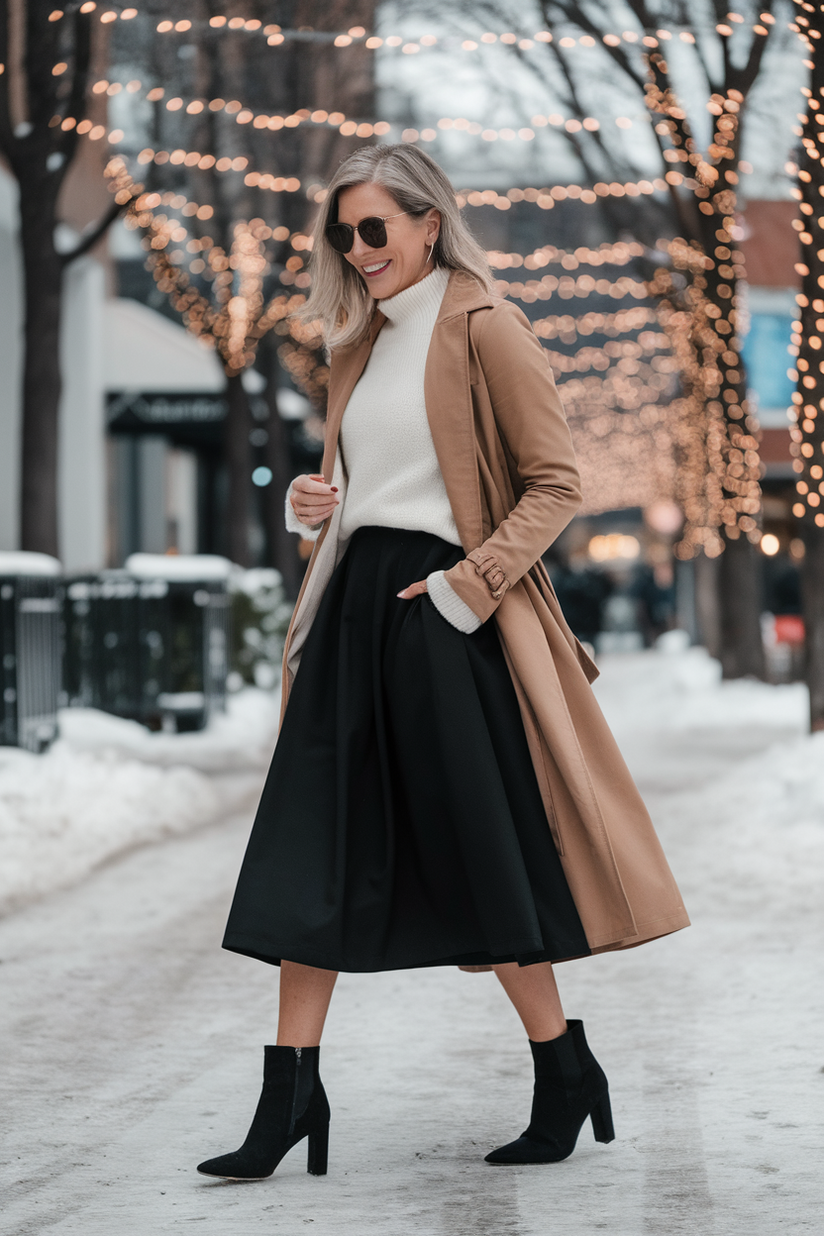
196,1150,273,1181
485,1021,614,1167
485,1133,570,1165
197,1046,330,1181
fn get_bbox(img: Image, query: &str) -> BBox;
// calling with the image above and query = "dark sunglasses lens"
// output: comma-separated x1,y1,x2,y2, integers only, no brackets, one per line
326,223,354,253
357,217,388,248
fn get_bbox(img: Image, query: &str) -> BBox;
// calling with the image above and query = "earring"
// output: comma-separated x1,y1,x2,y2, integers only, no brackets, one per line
428,241,436,264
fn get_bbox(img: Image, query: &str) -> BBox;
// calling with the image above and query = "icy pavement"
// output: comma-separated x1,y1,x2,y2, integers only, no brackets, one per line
1,649,822,1235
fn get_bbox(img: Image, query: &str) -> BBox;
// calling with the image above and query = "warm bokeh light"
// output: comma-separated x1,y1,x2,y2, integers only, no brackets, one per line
588,534,641,562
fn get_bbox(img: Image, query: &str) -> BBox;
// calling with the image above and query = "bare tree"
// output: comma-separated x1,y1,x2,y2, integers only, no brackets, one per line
0,1,124,558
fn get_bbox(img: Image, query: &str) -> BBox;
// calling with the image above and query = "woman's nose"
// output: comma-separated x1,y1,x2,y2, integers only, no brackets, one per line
350,232,375,260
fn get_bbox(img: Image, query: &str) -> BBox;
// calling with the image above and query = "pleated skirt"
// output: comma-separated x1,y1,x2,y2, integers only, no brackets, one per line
222,526,590,972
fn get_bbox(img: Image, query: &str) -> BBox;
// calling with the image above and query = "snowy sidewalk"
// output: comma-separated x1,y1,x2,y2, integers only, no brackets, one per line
1,649,822,1235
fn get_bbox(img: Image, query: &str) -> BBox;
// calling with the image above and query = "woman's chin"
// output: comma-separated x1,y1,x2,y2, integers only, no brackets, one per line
364,273,396,299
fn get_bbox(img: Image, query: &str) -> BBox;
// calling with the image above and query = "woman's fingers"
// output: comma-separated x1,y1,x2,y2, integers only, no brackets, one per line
290,473,339,526
292,473,339,501
397,579,428,599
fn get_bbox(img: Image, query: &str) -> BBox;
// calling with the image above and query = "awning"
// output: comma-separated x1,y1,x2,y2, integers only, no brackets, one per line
102,298,265,393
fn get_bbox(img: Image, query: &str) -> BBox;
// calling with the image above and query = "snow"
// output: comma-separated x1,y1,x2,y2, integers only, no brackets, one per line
56,687,280,771
591,644,820,917
0,688,280,916
124,552,233,581
0,551,62,576
593,640,809,736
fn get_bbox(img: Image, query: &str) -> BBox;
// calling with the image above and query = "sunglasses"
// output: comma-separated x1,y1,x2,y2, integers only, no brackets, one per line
325,211,408,254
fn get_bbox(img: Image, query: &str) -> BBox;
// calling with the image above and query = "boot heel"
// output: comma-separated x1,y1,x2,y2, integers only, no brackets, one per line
307,1120,329,1175
590,1093,615,1144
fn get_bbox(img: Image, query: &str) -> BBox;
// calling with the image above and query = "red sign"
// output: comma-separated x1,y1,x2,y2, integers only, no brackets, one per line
774,615,805,644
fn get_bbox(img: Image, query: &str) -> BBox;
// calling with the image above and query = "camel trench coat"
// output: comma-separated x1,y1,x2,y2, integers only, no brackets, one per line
280,270,690,956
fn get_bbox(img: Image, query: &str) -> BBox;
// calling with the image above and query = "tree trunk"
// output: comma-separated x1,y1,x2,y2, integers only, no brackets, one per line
693,551,721,660
0,3,98,560
18,174,63,558
224,372,251,567
717,533,765,680
801,524,824,731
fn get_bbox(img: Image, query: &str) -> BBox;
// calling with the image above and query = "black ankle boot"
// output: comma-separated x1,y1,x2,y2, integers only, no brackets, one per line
197,1046,330,1180
485,1020,614,1165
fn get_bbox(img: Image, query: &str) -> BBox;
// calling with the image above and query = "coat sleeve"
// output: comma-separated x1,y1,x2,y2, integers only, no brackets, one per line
442,301,582,623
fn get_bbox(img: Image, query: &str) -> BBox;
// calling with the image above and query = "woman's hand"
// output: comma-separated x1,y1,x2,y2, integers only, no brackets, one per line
397,580,428,599
289,474,339,527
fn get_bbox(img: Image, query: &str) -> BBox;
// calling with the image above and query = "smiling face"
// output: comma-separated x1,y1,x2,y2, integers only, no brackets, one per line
335,181,440,300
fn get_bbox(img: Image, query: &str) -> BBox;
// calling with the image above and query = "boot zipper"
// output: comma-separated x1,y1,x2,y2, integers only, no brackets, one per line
288,1048,302,1139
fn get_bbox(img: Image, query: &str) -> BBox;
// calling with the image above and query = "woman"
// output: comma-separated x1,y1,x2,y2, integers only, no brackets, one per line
197,145,689,1182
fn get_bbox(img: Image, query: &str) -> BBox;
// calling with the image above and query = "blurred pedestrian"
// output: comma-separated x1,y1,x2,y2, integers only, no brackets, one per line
198,145,689,1183
548,552,613,647
630,561,675,647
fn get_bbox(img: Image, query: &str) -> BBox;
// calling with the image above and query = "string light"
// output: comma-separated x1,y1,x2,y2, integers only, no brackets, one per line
532,306,659,341
488,241,646,269
116,167,662,318
79,74,646,146
131,138,675,205
69,1,137,16
542,336,671,379
105,160,328,396
638,56,766,557
788,0,824,532
494,274,649,303
147,20,790,53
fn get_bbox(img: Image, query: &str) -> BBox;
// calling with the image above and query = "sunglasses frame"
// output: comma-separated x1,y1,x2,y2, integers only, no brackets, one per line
325,211,409,254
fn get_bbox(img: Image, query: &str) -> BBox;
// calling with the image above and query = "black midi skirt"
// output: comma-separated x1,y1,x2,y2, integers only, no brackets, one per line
223,526,589,972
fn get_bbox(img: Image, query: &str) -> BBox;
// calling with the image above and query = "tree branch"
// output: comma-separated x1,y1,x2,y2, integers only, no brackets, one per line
61,198,125,265
542,0,649,93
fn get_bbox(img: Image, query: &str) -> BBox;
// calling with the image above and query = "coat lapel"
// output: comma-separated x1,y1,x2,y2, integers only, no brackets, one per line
423,273,494,551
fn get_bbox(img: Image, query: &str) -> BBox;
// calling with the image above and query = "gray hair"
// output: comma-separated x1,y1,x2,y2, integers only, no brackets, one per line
295,144,494,350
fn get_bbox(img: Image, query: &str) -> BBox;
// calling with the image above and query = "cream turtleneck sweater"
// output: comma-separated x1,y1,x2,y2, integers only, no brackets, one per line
339,267,457,543
286,267,481,633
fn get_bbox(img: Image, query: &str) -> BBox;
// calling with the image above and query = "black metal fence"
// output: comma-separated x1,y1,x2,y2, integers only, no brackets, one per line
64,571,231,732
0,573,63,753
0,554,232,750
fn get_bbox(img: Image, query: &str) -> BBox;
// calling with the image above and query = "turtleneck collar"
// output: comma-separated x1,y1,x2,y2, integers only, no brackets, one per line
378,266,450,325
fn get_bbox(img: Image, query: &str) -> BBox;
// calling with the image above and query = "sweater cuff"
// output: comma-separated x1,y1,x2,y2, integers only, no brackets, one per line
285,482,322,541
426,570,482,633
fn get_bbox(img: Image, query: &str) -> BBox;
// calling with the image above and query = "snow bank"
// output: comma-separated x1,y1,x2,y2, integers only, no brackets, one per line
0,745,216,916
0,688,280,916
592,643,821,918
592,643,808,737
56,686,281,772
